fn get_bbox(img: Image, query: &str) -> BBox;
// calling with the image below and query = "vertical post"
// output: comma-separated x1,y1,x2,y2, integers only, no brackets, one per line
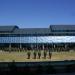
65,44,67,51
54,44,55,51
65,44,67,48
20,43,22,49
9,34,11,52
54,44,55,48
31,44,33,50
20,34,22,49
37,43,38,50
9,43,11,52
36,32,38,50
52,42,54,51
42,44,44,50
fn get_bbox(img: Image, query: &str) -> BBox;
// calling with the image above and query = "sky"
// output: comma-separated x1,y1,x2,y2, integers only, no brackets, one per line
0,0,75,28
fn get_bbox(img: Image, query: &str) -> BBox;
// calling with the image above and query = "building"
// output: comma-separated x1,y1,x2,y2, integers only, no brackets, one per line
0,25,75,51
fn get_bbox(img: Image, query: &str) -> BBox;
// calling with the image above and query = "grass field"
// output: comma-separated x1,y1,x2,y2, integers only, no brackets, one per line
0,51,75,62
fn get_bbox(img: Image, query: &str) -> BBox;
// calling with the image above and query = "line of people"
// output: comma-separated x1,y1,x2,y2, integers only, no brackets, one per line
27,50,52,59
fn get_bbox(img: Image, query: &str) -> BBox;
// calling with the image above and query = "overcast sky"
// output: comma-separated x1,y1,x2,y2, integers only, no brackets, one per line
0,0,75,28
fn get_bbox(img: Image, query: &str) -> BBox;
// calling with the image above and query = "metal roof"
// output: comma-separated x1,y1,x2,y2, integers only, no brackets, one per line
0,26,18,32
50,25,75,31
0,25,75,35
13,28,51,35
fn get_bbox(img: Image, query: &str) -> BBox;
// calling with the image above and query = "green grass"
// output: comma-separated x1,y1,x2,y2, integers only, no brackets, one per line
0,51,75,62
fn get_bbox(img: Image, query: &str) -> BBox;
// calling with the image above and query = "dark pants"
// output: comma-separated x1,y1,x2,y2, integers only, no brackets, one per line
49,53,52,59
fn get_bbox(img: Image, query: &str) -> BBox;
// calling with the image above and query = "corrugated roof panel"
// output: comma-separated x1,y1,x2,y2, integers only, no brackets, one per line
0,25,75,35
50,25,75,31
0,26,19,32
13,28,51,35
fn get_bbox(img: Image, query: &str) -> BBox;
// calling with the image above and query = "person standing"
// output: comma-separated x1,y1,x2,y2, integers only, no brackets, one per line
49,51,52,59
38,50,41,59
44,50,47,59
27,50,31,59
33,50,37,59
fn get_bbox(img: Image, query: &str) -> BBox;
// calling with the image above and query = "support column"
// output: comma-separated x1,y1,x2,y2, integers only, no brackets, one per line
54,44,55,48
20,43,22,49
36,44,38,50
9,43,11,52
31,44,33,50
65,44,68,51
35,44,36,50
65,44,67,48
42,44,44,50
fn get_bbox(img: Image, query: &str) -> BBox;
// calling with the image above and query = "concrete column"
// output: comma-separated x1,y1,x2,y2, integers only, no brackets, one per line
20,43,22,49
9,43,11,51
42,44,44,50
36,44,38,50
35,44,36,50
31,44,33,50
65,44,67,48
54,44,55,48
